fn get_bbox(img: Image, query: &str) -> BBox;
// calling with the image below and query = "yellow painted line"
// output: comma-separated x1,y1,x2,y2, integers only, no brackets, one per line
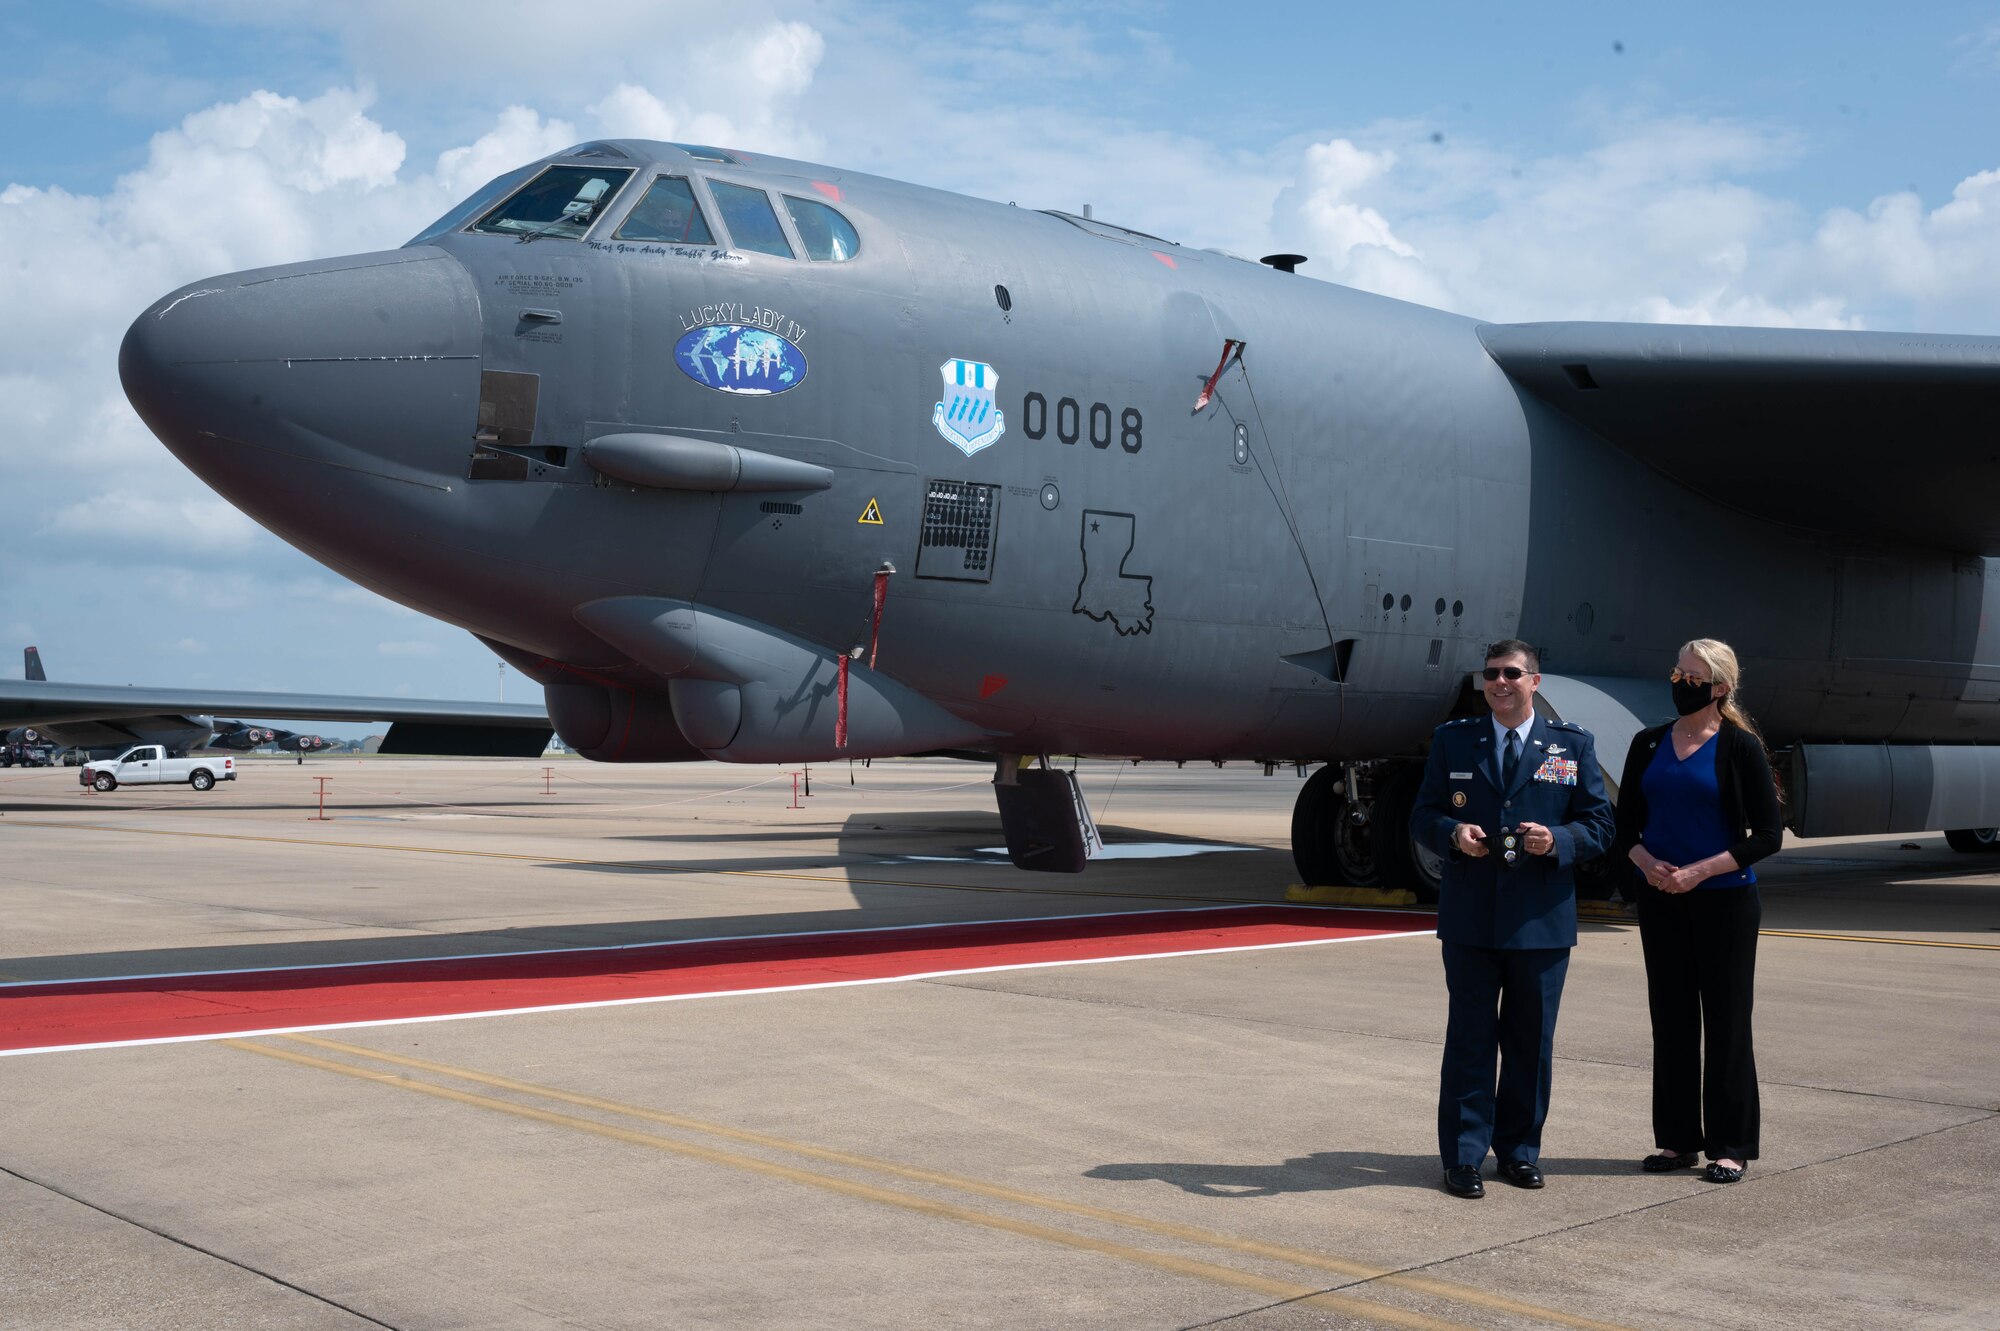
1,819,1292,908
276,1034,1637,1331
227,1039,1470,1331
1758,929,2000,952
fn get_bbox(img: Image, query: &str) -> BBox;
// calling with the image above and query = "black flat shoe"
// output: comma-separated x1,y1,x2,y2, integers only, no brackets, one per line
1498,1161,1544,1189
1642,1152,1701,1173
1703,1162,1745,1184
1443,1166,1484,1198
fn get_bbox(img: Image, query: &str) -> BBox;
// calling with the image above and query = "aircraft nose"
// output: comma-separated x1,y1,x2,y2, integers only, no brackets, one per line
120,247,483,514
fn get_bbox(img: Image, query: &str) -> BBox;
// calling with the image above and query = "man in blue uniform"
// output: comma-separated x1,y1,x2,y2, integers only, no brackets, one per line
1410,640,1614,1198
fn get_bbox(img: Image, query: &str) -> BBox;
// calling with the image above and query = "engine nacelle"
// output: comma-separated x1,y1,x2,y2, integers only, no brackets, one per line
543,678,705,763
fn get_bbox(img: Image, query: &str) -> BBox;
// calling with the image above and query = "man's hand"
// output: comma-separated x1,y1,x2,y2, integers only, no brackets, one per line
1453,823,1489,857
1516,821,1555,856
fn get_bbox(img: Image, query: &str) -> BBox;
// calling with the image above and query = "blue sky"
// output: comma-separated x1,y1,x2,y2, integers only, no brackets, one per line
4,1,1999,731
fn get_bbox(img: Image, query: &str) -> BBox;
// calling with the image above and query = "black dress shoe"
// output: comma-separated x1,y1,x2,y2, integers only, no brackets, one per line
1442,1166,1484,1198
1642,1152,1702,1173
1498,1160,1544,1189
1703,1162,1745,1184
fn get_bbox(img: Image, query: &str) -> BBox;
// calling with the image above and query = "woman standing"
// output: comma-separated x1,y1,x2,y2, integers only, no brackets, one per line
1613,639,1784,1184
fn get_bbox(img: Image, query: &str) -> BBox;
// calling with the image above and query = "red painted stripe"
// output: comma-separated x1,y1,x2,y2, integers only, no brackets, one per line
0,906,1432,1053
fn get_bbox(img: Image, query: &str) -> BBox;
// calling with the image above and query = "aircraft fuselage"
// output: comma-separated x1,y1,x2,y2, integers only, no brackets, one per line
120,141,2000,775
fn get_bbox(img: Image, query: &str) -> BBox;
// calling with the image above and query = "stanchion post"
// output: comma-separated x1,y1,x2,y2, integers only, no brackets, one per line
309,775,332,821
788,771,804,810
541,765,555,795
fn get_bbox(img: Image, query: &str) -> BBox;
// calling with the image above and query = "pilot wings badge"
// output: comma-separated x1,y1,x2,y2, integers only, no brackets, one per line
933,358,1006,456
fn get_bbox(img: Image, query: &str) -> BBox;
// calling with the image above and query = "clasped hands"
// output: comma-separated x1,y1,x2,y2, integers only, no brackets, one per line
1453,821,1554,858
1634,851,1705,894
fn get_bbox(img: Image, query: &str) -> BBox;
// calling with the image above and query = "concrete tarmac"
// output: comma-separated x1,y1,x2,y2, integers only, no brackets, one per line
2,755,1995,1330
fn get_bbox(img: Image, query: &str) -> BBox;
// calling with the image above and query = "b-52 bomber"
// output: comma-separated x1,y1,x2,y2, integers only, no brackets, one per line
120,139,2000,892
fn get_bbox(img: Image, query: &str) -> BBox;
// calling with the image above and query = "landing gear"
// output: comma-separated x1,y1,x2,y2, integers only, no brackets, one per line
1944,828,2000,853
992,755,1100,872
1291,761,1443,902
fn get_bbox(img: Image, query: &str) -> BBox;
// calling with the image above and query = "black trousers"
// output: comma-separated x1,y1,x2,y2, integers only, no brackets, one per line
1636,883,1761,1160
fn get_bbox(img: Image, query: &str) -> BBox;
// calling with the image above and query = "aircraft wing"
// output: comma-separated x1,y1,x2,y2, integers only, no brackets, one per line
0,680,550,756
1478,322,2000,555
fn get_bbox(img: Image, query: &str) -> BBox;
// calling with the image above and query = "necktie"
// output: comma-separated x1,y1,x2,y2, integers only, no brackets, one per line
1504,730,1521,787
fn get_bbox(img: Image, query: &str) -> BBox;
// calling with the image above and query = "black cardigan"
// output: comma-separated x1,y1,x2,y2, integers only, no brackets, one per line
1611,721,1785,878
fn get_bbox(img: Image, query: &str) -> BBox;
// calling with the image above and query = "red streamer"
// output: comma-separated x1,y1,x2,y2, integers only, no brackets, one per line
834,653,850,750
869,568,890,669
1192,338,1244,413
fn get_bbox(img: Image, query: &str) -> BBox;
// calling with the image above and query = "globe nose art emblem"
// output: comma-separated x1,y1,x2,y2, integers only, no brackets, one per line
674,325,808,395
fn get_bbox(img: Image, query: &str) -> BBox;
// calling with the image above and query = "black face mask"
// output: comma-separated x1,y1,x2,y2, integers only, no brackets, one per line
1672,679,1718,717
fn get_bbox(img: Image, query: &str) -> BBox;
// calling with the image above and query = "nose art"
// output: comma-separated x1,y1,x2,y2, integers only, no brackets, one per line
120,246,483,502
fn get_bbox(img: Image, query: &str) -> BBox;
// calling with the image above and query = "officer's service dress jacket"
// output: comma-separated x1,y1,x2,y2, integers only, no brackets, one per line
1411,715,1616,949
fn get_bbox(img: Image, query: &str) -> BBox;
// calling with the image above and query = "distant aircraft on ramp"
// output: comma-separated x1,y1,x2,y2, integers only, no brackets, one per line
117,139,2000,892
3,647,550,759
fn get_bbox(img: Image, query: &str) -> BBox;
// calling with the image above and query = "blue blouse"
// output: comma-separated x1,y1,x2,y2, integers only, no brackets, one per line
1641,734,1756,888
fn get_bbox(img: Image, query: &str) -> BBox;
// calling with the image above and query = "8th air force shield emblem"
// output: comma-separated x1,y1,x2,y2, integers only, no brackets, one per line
932,358,1006,456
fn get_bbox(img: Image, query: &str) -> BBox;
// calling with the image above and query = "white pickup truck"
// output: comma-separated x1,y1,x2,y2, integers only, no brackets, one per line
79,745,235,792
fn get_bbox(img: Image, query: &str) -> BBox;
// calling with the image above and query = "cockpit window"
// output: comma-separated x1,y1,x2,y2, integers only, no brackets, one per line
783,196,860,261
615,177,715,244
671,143,741,164
469,165,635,240
709,181,795,258
407,164,536,246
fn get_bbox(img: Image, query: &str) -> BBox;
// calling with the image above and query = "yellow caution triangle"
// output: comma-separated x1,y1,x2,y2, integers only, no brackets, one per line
857,497,884,525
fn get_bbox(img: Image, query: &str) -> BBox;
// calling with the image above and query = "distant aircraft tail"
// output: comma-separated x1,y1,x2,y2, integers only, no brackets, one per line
24,646,45,681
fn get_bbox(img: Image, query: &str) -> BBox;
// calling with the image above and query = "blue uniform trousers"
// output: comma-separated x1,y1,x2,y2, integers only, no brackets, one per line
1438,942,1570,1168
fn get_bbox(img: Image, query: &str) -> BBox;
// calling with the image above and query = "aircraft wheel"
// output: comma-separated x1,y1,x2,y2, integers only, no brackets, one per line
1291,765,1385,888
92,772,117,792
1372,763,1442,903
1943,828,2000,853
191,770,215,792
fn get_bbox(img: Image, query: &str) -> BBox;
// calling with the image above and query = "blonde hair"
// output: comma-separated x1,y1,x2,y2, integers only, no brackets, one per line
1682,637,1762,740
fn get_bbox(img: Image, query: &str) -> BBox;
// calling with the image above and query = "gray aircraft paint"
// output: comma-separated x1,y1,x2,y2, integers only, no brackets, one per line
116,139,2000,867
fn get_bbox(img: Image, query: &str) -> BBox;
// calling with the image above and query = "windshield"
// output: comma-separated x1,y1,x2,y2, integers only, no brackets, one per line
407,165,536,245
469,165,635,239
616,176,715,244
709,181,794,258
784,196,860,261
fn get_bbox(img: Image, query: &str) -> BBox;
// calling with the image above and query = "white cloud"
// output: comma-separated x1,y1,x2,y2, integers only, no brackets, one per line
1266,117,1899,327
1812,169,2000,317
42,491,261,554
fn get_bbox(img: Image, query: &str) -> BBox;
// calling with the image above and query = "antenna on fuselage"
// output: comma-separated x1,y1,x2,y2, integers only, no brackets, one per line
1260,254,1307,274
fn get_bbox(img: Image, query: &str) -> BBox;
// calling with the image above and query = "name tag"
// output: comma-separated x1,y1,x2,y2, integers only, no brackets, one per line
1534,758,1578,785
1449,771,1474,780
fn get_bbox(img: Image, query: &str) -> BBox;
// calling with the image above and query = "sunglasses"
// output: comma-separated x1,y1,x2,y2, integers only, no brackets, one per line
1481,667,1530,682
1669,668,1714,686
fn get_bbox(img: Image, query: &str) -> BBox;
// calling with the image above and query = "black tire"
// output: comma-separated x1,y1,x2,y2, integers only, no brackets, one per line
1943,828,2000,853
92,772,117,792
1373,763,1443,903
1291,764,1396,889
1291,764,1344,886
191,770,215,791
